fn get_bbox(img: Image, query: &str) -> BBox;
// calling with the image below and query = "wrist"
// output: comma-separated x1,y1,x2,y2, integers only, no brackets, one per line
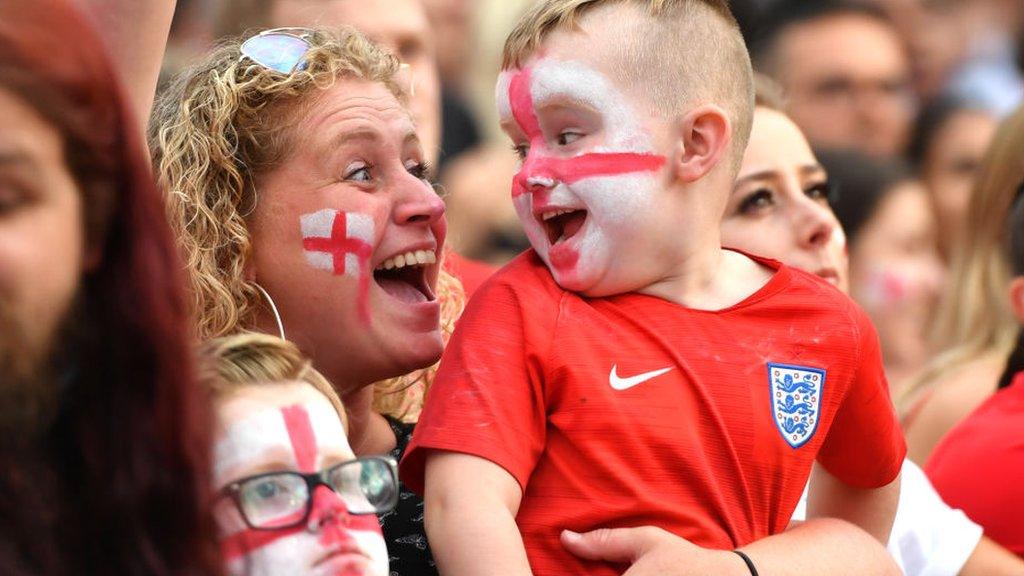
705,548,753,576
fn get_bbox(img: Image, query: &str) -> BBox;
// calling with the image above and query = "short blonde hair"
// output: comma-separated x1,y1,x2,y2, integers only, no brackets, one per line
502,0,754,174
151,27,404,340
197,332,346,426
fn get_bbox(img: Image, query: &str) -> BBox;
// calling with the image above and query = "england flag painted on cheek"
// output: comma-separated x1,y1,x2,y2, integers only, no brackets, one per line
300,208,374,325
768,363,825,448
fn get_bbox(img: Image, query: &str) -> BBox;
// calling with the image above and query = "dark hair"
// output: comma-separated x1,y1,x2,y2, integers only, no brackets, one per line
907,95,991,169
749,0,893,73
816,148,914,243
997,184,1024,390
0,1,220,575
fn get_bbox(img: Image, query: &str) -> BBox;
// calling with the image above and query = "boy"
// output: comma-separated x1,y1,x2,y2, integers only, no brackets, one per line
400,1,904,574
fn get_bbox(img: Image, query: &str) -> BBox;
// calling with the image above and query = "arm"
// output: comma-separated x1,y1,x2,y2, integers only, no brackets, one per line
960,536,1024,576
806,463,900,544
73,0,176,126
424,451,532,576
562,518,901,576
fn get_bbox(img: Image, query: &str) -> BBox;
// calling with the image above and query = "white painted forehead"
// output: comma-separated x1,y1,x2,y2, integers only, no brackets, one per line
213,400,349,480
495,59,647,148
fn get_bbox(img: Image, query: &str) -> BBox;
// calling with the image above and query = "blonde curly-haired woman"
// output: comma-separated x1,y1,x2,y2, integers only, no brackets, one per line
150,26,461,575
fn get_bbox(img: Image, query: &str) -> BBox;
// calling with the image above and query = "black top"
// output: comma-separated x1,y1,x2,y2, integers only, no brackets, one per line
381,416,438,576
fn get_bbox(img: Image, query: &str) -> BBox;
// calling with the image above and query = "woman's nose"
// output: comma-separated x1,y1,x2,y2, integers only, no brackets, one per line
797,201,838,249
394,177,446,226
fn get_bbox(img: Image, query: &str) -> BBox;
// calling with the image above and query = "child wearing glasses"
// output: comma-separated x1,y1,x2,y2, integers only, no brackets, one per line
402,1,905,575
200,333,398,576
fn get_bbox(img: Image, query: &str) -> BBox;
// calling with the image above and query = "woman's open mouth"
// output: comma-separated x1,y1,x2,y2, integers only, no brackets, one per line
541,208,588,245
373,250,438,304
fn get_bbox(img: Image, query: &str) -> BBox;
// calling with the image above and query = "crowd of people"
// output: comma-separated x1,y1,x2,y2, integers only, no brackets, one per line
1,0,1023,575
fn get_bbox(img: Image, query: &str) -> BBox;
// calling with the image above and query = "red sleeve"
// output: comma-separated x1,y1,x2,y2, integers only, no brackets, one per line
815,306,907,488
399,260,558,495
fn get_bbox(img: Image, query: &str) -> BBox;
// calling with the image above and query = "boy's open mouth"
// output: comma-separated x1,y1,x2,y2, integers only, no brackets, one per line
541,209,587,245
373,250,437,304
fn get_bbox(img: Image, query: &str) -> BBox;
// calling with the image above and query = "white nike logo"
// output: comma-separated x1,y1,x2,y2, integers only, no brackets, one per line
609,365,673,391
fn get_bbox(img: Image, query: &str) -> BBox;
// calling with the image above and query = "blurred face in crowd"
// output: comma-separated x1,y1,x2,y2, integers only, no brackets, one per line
268,0,442,165
212,382,388,576
919,109,998,260
420,0,473,85
774,12,916,158
0,87,84,375
722,107,849,292
248,80,447,390
848,181,944,373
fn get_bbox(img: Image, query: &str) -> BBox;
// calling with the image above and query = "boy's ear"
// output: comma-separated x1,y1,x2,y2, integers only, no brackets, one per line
1009,276,1024,324
671,104,732,184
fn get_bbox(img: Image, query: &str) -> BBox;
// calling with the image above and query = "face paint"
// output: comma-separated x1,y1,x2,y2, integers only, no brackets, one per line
214,402,389,576
861,267,912,307
496,58,667,291
301,209,374,325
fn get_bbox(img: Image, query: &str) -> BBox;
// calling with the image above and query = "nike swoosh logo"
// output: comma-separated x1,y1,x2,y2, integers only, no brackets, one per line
609,365,673,391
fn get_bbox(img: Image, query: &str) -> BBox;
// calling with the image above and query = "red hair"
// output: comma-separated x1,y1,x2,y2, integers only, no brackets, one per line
0,1,220,574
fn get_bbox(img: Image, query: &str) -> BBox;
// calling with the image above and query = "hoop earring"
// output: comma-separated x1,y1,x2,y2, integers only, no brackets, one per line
253,282,286,340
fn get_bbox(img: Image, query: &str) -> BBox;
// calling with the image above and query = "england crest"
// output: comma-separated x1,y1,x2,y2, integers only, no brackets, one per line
768,363,825,448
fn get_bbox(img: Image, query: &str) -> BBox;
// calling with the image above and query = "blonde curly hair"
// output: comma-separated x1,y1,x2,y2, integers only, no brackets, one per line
151,27,465,422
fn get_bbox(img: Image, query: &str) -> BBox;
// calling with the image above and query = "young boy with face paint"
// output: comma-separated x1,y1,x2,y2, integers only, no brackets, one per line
202,334,395,576
401,1,906,575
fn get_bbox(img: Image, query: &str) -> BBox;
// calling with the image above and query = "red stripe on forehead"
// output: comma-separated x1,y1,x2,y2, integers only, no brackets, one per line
512,152,667,198
509,68,541,138
281,404,317,472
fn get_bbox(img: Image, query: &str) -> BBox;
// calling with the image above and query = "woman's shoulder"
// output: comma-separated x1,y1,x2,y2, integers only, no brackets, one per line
904,353,1005,464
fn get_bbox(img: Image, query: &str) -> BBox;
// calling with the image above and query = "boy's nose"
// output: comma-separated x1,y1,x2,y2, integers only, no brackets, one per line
306,485,351,533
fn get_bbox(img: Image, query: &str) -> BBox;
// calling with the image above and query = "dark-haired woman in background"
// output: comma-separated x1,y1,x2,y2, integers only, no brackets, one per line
817,149,946,389
908,97,998,263
0,1,219,574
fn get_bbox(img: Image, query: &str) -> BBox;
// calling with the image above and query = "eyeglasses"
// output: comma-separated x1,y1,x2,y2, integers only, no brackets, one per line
239,28,314,74
219,456,399,530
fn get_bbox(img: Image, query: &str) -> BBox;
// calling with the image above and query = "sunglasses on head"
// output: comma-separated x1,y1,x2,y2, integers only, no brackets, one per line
240,28,314,74
239,27,417,96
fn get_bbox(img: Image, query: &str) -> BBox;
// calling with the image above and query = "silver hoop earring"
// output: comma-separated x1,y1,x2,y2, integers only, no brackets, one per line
253,282,286,340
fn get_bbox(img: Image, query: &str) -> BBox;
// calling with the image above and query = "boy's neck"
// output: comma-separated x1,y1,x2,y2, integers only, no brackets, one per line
637,242,774,311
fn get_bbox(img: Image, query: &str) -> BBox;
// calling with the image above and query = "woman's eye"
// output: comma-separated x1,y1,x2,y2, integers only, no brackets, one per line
556,131,583,146
406,161,432,181
738,188,774,214
805,182,835,204
344,164,373,182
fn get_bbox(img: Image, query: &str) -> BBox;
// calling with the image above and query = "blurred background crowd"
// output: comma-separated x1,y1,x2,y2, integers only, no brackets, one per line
3,0,1024,574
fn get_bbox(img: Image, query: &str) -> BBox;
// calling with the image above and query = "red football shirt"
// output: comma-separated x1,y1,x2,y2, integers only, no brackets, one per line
926,372,1024,558
402,251,905,575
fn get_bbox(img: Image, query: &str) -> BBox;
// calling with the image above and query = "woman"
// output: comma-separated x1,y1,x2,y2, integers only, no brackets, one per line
199,333,397,576
719,83,1024,576
151,27,454,575
900,105,1024,464
908,97,998,263
816,148,946,389
0,1,219,574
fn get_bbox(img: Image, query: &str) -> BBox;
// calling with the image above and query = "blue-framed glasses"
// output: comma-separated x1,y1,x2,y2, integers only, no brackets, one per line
240,28,314,74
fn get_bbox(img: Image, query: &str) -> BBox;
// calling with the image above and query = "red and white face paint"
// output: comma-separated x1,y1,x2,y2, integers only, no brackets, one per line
497,58,668,293
214,399,388,576
301,209,374,325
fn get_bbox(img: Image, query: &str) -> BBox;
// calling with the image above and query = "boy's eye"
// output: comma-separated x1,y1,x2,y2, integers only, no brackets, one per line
805,182,836,205
738,188,774,214
344,163,373,182
556,131,583,147
511,143,528,161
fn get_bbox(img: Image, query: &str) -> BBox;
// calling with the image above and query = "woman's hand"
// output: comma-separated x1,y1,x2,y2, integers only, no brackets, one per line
561,527,748,576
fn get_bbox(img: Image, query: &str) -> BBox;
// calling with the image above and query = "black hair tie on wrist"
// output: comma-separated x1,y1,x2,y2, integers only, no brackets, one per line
733,550,759,576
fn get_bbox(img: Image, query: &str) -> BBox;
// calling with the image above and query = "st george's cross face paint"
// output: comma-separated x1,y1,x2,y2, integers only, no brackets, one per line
300,209,374,325
213,399,389,576
496,58,669,294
